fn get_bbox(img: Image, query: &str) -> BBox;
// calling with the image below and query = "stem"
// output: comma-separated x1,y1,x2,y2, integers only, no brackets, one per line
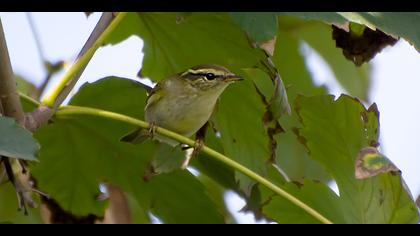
56,105,333,224
42,12,127,109
19,92,40,107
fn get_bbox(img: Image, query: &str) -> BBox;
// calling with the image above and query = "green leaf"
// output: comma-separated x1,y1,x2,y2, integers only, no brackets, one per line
0,117,39,161
32,77,224,223
191,128,237,190
230,12,278,43
280,12,420,51
295,94,419,223
286,19,371,101
261,179,344,224
338,13,420,50
279,12,348,25
271,28,330,182
146,143,186,176
213,78,269,195
15,75,37,98
246,68,291,120
107,12,261,81
124,192,151,224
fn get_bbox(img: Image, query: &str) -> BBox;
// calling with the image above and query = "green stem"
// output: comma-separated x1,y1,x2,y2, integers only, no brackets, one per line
56,105,333,224
41,12,128,108
19,92,41,108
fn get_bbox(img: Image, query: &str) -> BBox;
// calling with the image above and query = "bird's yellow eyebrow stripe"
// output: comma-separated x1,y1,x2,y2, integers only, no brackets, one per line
186,68,225,76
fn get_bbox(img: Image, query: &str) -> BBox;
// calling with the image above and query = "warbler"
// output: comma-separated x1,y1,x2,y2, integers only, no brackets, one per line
121,64,243,149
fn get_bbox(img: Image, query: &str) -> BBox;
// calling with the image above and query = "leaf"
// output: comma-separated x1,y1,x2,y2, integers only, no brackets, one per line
15,75,37,98
280,12,420,52
285,19,372,101
261,179,344,224
271,28,330,182
213,78,270,195
279,12,348,26
0,117,39,161
230,12,278,43
355,147,399,179
146,143,187,177
295,94,419,223
32,77,224,223
190,127,237,190
268,75,291,118
106,12,261,81
337,13,420,49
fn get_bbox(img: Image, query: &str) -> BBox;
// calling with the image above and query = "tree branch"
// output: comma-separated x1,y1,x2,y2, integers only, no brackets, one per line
22,12,125,132
0,18,25,125
42,12,127,109
52,12,115,108
0,18,35,213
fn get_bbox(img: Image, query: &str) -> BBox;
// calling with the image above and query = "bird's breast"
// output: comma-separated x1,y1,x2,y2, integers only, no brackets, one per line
145,92,219,137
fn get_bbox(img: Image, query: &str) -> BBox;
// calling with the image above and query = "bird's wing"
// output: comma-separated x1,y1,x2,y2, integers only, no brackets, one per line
145,81,165,109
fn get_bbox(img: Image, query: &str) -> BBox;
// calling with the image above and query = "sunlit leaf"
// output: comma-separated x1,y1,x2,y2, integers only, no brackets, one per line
295,94,419,223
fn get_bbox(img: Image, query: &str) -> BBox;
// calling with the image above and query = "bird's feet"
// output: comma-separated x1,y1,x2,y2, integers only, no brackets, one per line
181,138,204,169
147,122,157,140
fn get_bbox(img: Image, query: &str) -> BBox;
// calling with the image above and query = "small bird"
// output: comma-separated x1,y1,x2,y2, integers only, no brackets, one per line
121,64,243,166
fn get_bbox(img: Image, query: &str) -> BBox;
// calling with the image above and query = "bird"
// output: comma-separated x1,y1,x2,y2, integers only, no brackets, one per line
121,64,243,167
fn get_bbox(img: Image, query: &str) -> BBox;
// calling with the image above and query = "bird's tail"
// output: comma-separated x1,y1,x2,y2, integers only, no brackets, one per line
120,128,151,144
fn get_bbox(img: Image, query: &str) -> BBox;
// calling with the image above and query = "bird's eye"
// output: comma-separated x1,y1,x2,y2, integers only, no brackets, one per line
205,73,216,80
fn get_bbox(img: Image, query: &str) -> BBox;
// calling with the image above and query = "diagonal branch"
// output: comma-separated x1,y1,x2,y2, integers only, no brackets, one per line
24,12,125,132
42,12,127,109
52,12,115,108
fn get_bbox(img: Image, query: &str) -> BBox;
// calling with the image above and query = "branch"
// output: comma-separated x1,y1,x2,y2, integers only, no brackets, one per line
0,18,25,125
102,184,132,224
21,12,126,132
0,18,35,213
42,12,127,109
56,105,333,224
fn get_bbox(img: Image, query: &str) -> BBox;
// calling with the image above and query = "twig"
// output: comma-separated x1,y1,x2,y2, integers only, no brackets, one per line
26,13,46,65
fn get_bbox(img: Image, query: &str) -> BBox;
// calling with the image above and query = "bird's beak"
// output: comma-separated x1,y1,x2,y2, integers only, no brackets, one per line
225,74,244,82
